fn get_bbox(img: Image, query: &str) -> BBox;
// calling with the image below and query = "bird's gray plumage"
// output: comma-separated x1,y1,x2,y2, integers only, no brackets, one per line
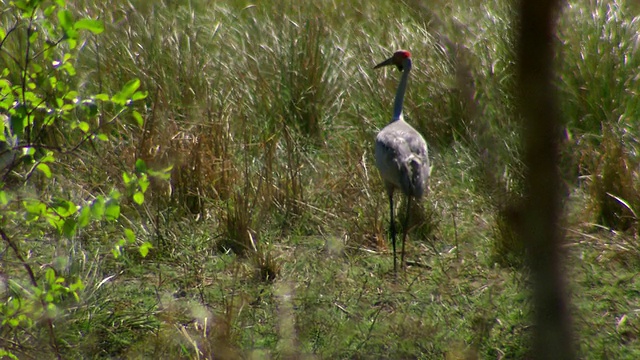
375,120,430,199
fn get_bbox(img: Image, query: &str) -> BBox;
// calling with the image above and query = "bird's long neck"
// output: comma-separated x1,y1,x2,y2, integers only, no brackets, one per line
392,58,412,122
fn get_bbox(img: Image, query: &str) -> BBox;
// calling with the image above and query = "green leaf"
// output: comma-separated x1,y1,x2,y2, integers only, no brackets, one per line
77,206,91,228
69,278,85,292
135,159,147,173
138,175,150,193
112,79,141,105
23,200,47,217
62,62,76,76
105,201,120,221
52,199,76,217
132,110,144,128
94,93,109,101
29,31,38,44
67,37,78,50
91,196,105,219
10,108,26,138
45,268,56,285
0,191,8,206
40,151,56,162
133,192,144,205
139,242,153,258
0,348,19,360
124,228,135,243
57,9,75,32
64,90,79,101
12,0,29,12
148,165,173,180
95,133,109,141
109,190,122,200
62,218,77,238
37,163,52,178
78,121,90,133
122,79,141,95
47,215,64,232
44,5,57,17
112,247,121,258
40,152,55,163
0,118,5,142
131,90,148,101
74,19,104,34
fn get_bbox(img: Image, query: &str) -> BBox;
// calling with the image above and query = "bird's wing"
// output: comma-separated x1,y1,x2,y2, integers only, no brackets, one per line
375,131,407,186
375,124,430,197
376,124,429,166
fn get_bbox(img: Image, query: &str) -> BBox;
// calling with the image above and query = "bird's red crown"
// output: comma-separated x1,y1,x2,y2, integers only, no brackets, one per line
394,50,411,60
374,50,412,71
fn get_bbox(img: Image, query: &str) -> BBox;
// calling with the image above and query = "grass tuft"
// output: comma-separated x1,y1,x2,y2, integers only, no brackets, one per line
219,190,254,256
249,240,282,284
490,205,525,269
588,125,640,232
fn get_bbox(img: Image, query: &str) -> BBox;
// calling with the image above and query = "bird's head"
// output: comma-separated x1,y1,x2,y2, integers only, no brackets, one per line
374,50,411,71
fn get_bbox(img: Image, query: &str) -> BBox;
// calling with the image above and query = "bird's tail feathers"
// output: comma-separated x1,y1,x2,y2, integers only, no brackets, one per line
400,156,428,198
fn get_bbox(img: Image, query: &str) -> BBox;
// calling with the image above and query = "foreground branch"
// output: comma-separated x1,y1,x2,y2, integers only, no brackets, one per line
516,1,575,359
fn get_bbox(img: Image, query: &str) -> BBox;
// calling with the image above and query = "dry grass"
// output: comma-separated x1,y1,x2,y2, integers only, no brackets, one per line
2,0,640,358
587,125,640,233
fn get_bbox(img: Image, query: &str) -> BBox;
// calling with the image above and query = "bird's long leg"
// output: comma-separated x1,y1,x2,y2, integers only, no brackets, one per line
388,189,397,273
401,196,412,270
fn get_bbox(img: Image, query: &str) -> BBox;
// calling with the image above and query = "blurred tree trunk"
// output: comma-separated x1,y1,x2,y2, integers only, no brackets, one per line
516,1,575,359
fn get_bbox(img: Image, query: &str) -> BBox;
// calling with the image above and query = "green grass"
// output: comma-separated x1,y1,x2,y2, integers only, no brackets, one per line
2,0,640,358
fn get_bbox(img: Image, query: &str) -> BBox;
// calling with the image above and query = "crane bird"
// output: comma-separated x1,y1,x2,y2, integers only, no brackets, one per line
373,50,430,272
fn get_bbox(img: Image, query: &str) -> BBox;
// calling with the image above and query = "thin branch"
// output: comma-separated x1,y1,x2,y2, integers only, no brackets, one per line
0,227,61,359
0,19,20,50
21,7,36,144
0,228,38,288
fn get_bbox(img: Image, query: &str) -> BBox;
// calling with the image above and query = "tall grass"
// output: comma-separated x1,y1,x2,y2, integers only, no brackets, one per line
558,0,640,231
558,0,640,136
3,0,640,358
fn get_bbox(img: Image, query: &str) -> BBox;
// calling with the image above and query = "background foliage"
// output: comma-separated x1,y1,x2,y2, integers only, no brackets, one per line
1,0,639,358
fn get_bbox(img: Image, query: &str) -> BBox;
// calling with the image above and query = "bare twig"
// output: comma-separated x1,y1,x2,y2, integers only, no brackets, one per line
452,206,459,261
356,306,383,351
333,302,352,317
405,260,432,269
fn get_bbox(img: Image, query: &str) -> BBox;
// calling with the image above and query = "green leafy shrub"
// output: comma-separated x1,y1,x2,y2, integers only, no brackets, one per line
0,1,164,357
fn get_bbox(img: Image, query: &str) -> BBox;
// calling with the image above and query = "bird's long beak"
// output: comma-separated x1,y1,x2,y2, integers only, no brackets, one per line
374,56,394,69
